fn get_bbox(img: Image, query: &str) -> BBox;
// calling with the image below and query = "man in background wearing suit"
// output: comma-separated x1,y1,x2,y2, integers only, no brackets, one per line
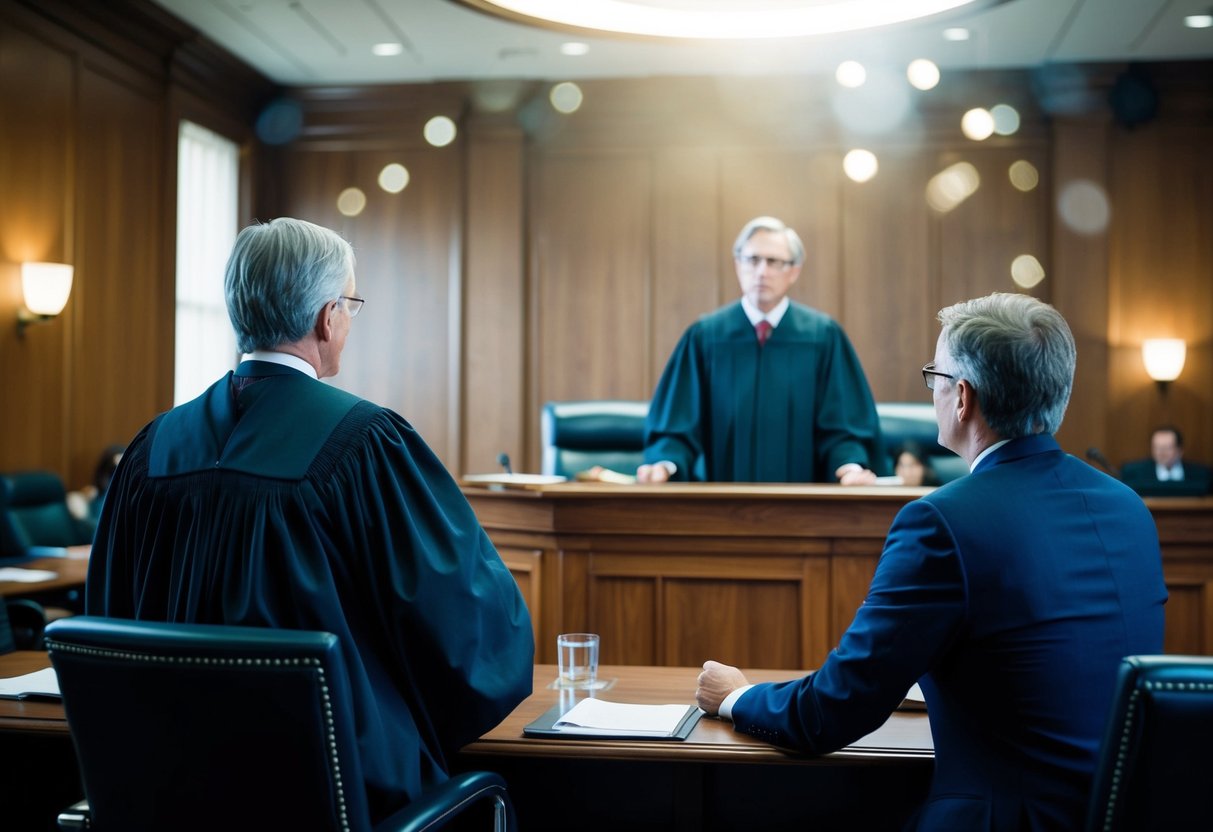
637,216,884,484
1120,425,1212,497
696,292,1167,830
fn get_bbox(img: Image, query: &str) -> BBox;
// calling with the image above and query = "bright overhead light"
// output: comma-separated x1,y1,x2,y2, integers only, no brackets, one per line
942,27,971,41
457,0,992,39
372,42,404,56
907,59,940,90
835,61,866,88
1184,14,1213,28
560,42,590,55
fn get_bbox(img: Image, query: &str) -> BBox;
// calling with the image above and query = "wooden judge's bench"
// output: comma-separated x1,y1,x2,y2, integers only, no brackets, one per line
464,483,1213,667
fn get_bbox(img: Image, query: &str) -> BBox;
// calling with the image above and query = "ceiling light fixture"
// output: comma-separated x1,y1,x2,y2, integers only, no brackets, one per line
942,26,971,41
453,0,1001,40
560,42,590,56
372,43,404,56
1183,14,1213,28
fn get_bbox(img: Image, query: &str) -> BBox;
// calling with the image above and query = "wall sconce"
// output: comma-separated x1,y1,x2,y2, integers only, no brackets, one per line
17,261,73,337
1142,338,1186,394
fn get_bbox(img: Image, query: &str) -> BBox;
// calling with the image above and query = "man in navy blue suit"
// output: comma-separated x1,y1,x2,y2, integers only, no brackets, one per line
696,292,1167,830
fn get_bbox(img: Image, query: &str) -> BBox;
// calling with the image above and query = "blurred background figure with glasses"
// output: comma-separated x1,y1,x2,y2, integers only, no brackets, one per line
638,215,883,484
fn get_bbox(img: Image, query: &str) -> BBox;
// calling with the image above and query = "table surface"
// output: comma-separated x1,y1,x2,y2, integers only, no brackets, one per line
0,655,933,764
0,546,90,598
468,665,932,765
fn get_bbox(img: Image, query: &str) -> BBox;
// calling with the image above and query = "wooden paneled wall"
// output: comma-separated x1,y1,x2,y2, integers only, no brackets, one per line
0,0,274,488
2,0,1212,490
265,68,1213,478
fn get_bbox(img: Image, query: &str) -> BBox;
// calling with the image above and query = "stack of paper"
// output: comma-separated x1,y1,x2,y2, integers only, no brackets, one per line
0,667,61,700
553,698,694,737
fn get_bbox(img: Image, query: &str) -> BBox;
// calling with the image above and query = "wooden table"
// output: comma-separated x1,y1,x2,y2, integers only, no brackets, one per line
0,546,90,599
461,665,933,830
0,656,934,831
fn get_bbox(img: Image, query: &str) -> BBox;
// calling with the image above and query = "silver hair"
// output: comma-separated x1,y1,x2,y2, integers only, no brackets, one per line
732,216,805,266
937,292,1076,438
224,218,355,354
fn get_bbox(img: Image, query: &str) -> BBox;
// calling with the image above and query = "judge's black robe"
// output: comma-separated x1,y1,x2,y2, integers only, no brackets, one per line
86,361,534,820
645,301,884,482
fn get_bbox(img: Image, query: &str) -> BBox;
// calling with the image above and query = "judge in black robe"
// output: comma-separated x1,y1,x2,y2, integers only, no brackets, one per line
640,216,884,484
86,218,534,822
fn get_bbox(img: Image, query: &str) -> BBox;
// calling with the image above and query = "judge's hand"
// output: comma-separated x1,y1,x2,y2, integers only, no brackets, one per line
835,464,877,486
636,463,672,483
696,660,749,715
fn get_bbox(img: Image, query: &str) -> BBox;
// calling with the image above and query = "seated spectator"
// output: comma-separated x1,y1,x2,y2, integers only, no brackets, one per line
893,441,939,487
1120,426,1212,497
66,444,125,533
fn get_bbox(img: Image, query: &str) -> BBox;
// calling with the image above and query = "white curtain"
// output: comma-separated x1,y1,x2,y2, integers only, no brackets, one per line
174,120,239,405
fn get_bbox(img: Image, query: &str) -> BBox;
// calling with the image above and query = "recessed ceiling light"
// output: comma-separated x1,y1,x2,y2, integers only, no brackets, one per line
1184,14,1213,28
457,0,992,39
907,59,940,90
942,27,971,41
560,42,590,56
372,43,404,57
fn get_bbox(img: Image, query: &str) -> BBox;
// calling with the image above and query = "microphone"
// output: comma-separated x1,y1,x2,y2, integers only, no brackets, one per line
497,452,514,476
1085,447,1118,477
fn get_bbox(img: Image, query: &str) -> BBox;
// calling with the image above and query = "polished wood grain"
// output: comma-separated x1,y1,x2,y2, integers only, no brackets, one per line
466,484,1213,665
467,664,933,763
0,651,65,735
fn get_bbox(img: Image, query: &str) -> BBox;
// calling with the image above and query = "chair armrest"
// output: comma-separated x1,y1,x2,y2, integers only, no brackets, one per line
57,799,90,830
376,771,514,832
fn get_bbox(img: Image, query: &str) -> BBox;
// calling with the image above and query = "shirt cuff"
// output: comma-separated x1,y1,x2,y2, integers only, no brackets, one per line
718,684,754,720
657,460,678,476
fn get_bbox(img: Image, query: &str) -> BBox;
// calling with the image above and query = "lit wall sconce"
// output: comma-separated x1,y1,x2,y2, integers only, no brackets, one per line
17,261,73,337
1142,338,1186,394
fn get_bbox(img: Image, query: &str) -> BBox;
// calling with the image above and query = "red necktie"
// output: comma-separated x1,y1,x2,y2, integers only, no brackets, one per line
756,320,773,347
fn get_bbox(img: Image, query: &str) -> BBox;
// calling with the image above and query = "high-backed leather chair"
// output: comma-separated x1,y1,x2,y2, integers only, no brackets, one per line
45,617,514,832
541,400,649,478
0,471,93,559
875,403,967,484
1086,654,1213,831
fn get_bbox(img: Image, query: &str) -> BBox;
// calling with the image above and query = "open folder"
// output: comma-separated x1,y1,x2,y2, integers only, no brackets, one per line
525,698,703,740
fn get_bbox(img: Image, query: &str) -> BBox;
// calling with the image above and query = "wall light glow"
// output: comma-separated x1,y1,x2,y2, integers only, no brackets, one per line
550,81,584,113
906,59,940,91
843,149,879,182
926,162,980,212
836,60,867,88
1008,160,1039,192
1010,254,1045,288
337,187,367,217
961,107,995,140
378,163,410,194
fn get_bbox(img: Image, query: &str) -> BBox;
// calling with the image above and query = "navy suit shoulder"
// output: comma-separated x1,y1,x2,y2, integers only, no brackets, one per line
731,434,1166,831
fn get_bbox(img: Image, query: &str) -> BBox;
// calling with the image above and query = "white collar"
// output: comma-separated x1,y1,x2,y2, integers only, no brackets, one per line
244,350,319,379
741,295,790,328
971,438,1012,472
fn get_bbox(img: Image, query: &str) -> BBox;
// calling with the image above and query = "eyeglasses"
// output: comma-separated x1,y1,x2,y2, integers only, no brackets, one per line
338,295,365,318
737,254,795,272
921,362,955,390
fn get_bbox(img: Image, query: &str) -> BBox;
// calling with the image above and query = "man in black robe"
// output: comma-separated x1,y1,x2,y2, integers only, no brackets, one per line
638,216,884,483
87,217,534,822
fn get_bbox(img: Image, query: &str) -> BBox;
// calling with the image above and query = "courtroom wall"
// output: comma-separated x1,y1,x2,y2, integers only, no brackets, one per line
263,67,1213,476
2,0,1211,487
0,0,275,487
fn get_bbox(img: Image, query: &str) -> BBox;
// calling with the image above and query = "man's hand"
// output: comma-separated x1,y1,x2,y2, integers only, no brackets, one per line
636,463,672,483
696,660,749,714
835,463,877,486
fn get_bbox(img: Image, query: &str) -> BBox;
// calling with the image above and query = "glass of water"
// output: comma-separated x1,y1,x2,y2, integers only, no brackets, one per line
556,633,600,689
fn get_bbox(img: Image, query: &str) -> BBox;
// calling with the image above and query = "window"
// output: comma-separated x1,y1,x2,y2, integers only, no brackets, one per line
174,120,239,405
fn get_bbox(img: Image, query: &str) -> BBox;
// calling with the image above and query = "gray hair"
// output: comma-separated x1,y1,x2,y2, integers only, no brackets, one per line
937,292,1076,438
732,216,805,266
224,218,355,354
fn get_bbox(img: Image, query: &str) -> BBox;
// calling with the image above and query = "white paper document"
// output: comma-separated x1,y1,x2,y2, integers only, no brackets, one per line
0,667,61,700
554,698,692,736
0,568,59,583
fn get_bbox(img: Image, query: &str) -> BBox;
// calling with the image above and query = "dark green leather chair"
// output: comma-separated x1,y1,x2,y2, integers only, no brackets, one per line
46,617,514,832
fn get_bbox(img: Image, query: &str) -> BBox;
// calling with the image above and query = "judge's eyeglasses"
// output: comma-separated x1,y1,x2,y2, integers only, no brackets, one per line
737,254,795,272
921,363,955,390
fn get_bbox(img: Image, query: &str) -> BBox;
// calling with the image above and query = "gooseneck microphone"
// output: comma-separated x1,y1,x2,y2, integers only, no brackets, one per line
497,452,514,476
1085,447,1119,478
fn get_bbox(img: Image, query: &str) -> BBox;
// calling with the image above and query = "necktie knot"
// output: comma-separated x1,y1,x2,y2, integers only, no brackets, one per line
756,320,773,347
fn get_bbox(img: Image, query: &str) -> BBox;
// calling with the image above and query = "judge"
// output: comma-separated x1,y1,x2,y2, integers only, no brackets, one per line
637,216,884,484
1120,425,1212,497
86,217,534,822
